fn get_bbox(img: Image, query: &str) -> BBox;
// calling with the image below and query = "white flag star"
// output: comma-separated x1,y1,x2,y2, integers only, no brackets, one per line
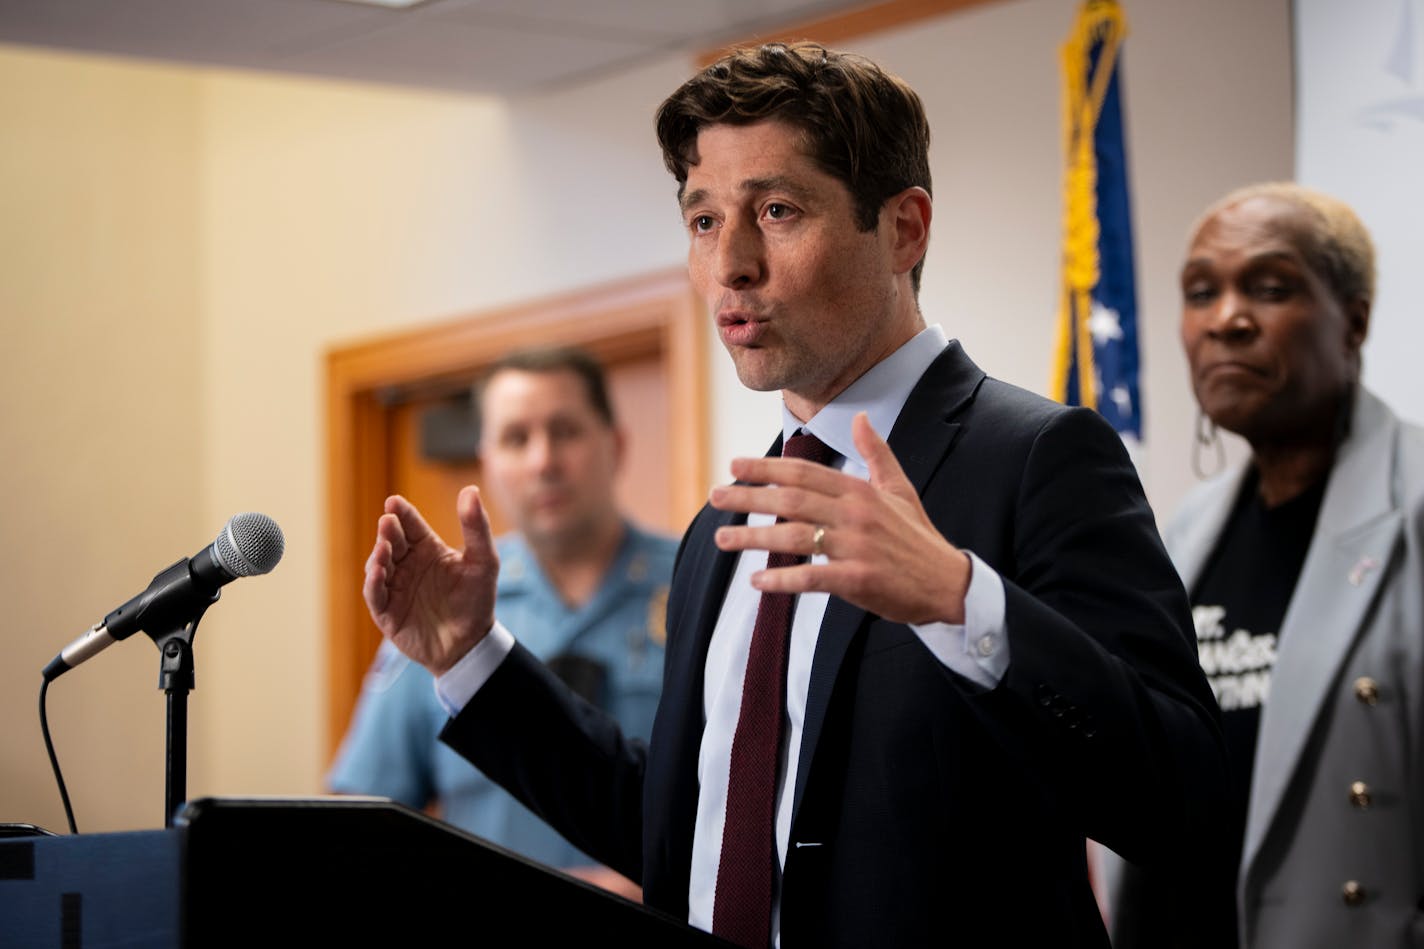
1088,301,1124,346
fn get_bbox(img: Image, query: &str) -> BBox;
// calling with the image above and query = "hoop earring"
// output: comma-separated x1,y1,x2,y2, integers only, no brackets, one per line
1334,383,1356,447
1192,409,1225,480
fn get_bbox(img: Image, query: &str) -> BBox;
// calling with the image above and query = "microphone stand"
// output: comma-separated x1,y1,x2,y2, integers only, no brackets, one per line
151,597,215,828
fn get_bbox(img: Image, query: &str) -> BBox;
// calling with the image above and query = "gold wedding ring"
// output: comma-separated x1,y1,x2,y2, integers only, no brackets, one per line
812,525,827,557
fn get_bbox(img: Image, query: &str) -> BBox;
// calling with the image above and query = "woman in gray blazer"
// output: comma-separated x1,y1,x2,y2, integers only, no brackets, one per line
1112,183,1424,949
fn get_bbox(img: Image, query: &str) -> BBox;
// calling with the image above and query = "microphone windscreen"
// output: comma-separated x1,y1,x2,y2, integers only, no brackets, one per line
214,513,285,577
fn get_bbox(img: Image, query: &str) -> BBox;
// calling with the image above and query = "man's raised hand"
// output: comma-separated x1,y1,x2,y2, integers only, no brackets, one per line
709,412,970,626
363,485,500,676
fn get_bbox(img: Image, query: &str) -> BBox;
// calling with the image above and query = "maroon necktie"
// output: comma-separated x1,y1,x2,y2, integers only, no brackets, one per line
713,430,835,949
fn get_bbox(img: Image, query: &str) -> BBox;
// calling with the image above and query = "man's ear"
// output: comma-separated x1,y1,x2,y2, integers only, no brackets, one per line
885,187,932,278
1345,295,1371,351
612,425,628,472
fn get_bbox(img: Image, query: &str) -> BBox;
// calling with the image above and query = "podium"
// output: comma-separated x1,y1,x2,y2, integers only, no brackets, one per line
0,796,729,947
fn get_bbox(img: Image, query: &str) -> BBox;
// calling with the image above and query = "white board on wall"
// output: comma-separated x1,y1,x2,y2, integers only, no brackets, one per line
1296,0,1424,424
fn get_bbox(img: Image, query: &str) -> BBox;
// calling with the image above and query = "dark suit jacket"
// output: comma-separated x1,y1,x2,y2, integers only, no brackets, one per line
444,343,1228,947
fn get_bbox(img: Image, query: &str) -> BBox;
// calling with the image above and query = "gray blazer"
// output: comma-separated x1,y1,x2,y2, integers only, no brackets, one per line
1164,387,1424,948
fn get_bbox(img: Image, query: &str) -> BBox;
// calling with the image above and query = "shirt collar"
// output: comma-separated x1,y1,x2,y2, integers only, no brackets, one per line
779,324,948,476
496,521,640,597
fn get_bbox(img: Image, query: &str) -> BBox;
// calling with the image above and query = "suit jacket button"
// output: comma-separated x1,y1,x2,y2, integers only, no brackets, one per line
1355,677,1380,705
1342,880,1367,906
1349,781,1372,808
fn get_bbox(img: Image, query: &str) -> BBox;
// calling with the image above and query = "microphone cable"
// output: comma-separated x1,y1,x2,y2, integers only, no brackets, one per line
39,676,79,834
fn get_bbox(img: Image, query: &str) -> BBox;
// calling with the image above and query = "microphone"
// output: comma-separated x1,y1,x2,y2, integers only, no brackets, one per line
42,513,285,681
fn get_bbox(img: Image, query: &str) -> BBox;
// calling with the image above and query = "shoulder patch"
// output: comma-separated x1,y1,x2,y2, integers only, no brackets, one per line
627,552,649,583
647,586,669,646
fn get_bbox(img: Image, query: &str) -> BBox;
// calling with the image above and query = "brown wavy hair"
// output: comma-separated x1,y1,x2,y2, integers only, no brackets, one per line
655,42,932,291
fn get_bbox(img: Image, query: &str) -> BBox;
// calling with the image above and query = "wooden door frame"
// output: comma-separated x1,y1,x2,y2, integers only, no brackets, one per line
323,267,706,757
694,0,998,64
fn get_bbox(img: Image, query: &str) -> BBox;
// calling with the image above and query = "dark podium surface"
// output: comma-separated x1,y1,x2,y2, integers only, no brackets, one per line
0,796,729,948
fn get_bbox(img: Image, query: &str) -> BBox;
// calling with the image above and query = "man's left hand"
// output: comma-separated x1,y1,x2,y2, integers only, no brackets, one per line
710,412,971,625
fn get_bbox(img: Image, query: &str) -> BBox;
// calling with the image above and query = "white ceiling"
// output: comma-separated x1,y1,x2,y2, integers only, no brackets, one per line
0,0,874,96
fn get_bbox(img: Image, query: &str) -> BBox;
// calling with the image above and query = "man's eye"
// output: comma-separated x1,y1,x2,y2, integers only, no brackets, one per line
1252,281,1290,302
1182,283,1216,306
691,215,716,233
765,203,793,220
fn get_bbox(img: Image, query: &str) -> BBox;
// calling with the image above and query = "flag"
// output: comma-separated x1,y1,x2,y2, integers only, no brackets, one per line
1052,0,1142,451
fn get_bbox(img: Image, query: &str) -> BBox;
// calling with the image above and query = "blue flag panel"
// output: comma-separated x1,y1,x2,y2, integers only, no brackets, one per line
1053,0,1143,446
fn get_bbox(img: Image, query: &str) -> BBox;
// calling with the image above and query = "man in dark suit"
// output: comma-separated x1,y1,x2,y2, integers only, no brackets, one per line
362,43,1229,948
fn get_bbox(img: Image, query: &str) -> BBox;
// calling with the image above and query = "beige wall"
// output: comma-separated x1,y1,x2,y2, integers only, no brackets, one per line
0,0,1290,833
190,58,691,801
0,48,204,830
192,73,515,802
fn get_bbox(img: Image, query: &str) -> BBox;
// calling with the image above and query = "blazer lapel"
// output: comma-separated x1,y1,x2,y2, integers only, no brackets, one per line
791,343,979,818
1167,467,1249,592
1240,390,1404,889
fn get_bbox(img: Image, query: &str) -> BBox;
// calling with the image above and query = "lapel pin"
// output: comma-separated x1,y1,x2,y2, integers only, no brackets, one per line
1347,556,1380,587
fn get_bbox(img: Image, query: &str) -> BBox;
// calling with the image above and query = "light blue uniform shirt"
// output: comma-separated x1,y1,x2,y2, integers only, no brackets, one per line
327,523,676,867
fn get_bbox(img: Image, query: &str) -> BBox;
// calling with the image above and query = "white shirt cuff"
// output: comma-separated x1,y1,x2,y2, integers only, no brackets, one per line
909,550,1009,688
433,621,516,717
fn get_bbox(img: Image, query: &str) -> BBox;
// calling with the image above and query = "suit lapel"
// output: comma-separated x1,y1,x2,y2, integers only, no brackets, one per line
791,344,980,818
650,440,785,906
672,436,784,701
677,508,745,680
1240,390,1403,889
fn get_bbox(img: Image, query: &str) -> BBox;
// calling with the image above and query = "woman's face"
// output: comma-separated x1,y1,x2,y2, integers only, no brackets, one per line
1180,196,1366,446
